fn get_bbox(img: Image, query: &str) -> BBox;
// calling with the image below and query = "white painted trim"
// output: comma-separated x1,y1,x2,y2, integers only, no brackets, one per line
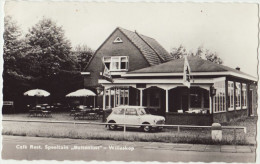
228,108,235,111
213,77,226,82
123,71,256,81
99,78,214,84
113,37,123,43
80,72,90,75
166,89,169,113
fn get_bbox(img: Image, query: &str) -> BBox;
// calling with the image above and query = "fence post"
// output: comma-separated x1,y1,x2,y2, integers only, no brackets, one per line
211,123,222,142
177,126,180,133
234,128,237,143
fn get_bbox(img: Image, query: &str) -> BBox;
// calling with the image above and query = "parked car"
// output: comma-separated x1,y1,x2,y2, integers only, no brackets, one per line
106,106,165,132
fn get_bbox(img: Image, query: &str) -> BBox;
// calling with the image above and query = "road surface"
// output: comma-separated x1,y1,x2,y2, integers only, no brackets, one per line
2,135,256,162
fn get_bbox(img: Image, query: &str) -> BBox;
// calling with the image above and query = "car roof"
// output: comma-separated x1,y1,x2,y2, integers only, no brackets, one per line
112,105,146,109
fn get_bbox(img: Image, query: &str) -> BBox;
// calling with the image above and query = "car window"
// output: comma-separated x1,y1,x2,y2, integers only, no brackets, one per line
138,108,150,115
125,108,137,115
113,108,124,115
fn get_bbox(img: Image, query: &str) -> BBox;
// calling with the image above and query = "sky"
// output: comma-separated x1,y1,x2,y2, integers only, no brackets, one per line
4,1,259,77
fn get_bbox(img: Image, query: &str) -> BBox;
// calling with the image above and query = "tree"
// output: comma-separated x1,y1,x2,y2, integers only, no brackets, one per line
72,44,94,71
204,50,223,65
3,16,33,107
170,45,223,64
25,18,77,77
3,16,29,77
170,44,188,60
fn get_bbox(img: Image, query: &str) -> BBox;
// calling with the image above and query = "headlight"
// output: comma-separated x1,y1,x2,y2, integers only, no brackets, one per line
156,119,165,124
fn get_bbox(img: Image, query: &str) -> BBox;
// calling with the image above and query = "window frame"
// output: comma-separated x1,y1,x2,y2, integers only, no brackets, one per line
235,82,242,110
242,83,247,109
228,81,235,111
103,56,129,71
213,81,226,113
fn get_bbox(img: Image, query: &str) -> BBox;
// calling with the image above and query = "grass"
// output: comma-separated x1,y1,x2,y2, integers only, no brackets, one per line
222,116,257,138
2,113,256,145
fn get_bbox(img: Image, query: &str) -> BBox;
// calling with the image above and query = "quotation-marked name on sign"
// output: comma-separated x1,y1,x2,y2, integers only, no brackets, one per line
16,145,135,151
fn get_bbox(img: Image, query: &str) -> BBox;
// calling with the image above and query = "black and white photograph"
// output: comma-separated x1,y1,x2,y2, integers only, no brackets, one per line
1,0,259,163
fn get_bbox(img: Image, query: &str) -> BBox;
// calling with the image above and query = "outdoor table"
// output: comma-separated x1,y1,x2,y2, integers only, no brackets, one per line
42,110,52,117
87,113,98,120
70,109,76,116
28,110,37,117
28,110,43,117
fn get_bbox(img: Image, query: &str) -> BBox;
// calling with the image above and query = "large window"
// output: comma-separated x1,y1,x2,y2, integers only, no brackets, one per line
227,81,234,111
103,56,129,71
236,83,241,109
242,83,247,109
120,88,129,105
213,81,226,113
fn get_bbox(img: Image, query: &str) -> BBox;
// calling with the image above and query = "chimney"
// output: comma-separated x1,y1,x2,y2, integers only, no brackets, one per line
236,67,240,71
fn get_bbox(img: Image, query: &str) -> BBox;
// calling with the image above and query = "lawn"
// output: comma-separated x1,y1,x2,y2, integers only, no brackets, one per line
2,113,256,145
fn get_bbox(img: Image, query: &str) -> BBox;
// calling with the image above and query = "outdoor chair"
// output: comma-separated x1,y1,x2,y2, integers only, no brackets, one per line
42,110,52,117
28,109,37,117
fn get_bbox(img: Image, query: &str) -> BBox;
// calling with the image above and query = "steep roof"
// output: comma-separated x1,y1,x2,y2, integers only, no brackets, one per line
127,56,256,80
138,34,173,61
118,27,173,65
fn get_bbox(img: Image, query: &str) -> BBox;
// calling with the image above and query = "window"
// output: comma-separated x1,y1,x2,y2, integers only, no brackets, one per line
113,37,123,43
103,57,111,70
242,83,247,109
213,81,226,113
113,108,125,115
236,83,241,109
120,88,129,105
227,81,234,111
103,56,129,71
125,108,137,115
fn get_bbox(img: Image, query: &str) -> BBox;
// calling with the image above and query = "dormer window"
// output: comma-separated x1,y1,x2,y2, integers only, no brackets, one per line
113,37,123,43
103,56,129,71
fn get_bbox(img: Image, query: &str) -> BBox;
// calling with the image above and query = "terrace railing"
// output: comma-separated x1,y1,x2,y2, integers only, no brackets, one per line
2,119,247,141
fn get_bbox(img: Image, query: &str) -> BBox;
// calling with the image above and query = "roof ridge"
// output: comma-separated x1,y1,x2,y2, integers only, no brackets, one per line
118,27,162,66
135,31,164,62
188,56,255,78
117,27,152,66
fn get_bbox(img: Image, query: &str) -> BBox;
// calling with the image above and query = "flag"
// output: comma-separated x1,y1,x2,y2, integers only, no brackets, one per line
102,62,113,83
183,55,191,88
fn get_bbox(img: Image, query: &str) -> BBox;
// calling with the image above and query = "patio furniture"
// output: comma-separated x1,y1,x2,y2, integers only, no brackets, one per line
178,110,183,113
42,110,52,117
74,109,100,120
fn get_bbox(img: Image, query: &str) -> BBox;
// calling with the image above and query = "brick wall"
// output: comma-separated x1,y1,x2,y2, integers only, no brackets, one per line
213,110,248,123
165,113,213,126
84,29,150,87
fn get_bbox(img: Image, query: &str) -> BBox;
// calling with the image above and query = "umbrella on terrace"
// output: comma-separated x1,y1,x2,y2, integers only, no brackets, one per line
66,89,96,107
24,89,50,106
24,89,50,97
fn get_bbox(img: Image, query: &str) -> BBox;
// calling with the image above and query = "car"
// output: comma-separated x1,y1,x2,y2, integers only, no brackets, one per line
106,105,165,132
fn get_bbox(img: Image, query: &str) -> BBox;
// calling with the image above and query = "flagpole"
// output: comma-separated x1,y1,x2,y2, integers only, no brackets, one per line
183,55,191,111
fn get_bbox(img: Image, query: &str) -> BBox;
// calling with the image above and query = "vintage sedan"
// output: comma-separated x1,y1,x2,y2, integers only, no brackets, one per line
106,106,165,132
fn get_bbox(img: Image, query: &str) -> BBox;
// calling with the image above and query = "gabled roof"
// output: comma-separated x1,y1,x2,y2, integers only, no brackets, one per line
126,56,256,81
118,27,173,65
138,33,173,61
84,27,173,71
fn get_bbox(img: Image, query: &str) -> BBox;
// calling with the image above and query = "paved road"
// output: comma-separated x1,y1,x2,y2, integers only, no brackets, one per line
2,135,256,162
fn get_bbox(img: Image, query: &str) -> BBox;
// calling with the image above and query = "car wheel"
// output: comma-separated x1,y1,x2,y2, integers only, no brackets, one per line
108,121,117,130
142,124,151,132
